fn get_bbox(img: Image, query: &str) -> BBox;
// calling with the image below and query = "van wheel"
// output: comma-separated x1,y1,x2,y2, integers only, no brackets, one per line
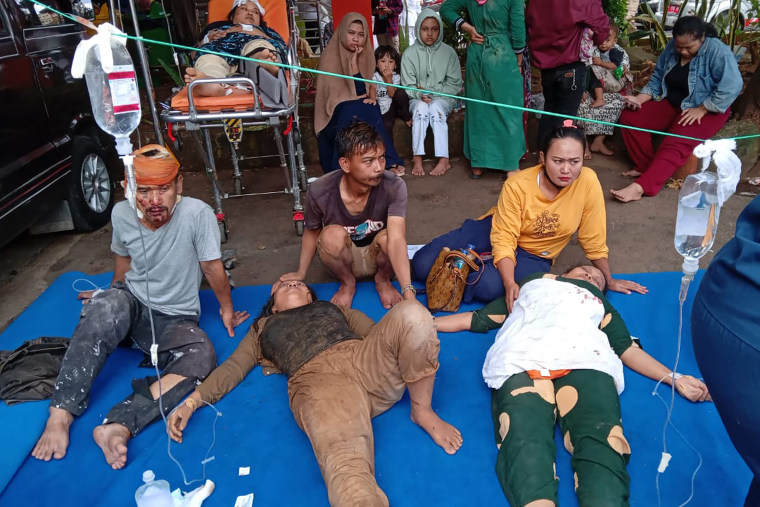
67,136,115,231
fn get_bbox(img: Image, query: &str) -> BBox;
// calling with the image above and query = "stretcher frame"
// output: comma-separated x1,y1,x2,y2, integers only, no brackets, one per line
160,0,308,242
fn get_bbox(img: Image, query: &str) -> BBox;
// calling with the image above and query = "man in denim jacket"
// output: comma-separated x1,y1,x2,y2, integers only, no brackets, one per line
611,16,742,202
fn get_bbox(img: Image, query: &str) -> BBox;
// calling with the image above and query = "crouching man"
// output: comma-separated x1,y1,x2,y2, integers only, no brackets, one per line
281,121,415,309
32,144,248,469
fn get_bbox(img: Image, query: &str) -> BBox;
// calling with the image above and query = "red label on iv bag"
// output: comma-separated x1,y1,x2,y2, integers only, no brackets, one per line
108,65,140,114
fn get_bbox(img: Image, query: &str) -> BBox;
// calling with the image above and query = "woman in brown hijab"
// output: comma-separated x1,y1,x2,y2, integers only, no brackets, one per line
315,12,405,174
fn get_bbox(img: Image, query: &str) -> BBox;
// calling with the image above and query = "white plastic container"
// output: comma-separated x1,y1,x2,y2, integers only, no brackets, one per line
81,37,141,155
674,171,721,264
135,470,174,507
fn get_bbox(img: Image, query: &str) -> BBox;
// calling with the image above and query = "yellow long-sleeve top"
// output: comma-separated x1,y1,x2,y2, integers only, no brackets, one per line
491,164,609,265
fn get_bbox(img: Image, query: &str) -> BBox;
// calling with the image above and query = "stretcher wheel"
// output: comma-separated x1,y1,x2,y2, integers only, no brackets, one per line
295,219,304,236
219,220,229,244
298,169,308,192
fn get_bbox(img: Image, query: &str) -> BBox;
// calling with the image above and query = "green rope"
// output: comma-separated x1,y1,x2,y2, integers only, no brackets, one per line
37,0,758,145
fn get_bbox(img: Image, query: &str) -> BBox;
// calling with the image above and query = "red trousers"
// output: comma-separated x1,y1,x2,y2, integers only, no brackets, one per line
620,100,730,196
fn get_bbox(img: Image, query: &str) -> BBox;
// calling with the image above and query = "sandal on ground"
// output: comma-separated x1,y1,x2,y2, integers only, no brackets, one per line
389,165,406,177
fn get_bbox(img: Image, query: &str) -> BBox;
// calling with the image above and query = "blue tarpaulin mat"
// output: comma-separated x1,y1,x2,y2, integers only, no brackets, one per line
0,271,750,506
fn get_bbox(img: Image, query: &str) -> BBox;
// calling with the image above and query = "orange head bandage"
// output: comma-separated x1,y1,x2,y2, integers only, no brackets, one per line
128,144,180,187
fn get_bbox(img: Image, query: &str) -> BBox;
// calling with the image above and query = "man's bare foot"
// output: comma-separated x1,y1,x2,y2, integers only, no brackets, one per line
411,407,463,455
330,282,357,308
590,140,614,156
375,280,402,309
621,169,642,178
591,97,606,108
430,159,451,176
610,182,644,203
584,150,592,160
412,157,425,176
93,423,131,470
32,407,74,461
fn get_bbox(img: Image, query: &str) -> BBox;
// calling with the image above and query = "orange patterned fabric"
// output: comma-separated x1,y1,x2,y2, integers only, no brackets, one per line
129,144,181,186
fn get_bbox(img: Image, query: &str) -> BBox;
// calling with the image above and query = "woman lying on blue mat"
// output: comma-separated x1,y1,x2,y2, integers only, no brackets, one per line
412,122,647,308
168,280,461,507
436,265,710,507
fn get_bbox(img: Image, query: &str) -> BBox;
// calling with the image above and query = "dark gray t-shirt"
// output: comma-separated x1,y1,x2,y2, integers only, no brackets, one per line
110,196,221,316
304,171,407,247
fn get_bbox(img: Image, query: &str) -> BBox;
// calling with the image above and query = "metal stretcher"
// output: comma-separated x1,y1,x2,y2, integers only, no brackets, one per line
160,0,308,242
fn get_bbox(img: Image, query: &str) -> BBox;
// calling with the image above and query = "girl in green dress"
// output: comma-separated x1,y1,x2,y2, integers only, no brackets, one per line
440,0,526,178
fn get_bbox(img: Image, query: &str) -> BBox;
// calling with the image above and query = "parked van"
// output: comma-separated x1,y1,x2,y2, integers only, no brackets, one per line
0,0,118,249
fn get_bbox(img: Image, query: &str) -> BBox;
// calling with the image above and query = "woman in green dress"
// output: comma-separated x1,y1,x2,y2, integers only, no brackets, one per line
440,0,526,179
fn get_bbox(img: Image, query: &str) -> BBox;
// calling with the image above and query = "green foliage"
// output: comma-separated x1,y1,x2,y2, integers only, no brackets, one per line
603,0,630,31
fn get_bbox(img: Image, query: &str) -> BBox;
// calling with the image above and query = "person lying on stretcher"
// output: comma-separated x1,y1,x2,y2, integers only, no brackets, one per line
184,0,287,98
435,265,710,507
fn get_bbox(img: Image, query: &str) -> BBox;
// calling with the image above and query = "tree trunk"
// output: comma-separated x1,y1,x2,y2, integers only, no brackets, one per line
732,64,760,120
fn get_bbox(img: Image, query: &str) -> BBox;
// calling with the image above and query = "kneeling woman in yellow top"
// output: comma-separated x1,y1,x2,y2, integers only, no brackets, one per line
493,121,647,311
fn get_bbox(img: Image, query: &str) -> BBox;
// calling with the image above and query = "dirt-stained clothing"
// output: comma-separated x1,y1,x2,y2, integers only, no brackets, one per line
52,283,216,435
195,299,440,507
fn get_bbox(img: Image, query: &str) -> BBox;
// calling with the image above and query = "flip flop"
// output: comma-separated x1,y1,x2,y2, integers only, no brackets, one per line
469,168,483,179
389,165,406,177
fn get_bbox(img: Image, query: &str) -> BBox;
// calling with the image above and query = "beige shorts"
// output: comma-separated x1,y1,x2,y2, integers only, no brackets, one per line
195,40,278,78
317,226,387,279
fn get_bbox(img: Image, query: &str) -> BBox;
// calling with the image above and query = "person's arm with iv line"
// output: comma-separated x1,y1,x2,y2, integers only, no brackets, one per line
77,254,131,303
168,324,262,443
620,346,711,402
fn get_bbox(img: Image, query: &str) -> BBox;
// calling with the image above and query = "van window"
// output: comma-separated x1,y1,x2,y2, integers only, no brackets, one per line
13,0,96,27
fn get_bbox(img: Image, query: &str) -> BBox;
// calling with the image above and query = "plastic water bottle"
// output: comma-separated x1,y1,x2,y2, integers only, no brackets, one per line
135,470,174,507
674,171,721,267
82,37,141,156
452,244,476,271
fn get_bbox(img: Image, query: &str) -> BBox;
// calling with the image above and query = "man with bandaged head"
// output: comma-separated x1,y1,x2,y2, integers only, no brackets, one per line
32,145,249,469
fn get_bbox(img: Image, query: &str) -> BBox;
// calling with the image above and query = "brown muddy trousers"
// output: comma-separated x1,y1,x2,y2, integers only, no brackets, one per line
283,300,440,507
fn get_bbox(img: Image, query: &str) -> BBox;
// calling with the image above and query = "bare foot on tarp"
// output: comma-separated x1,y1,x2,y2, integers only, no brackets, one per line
93,423,131,470
621,169,642,178
32,406,74,461
330,282,357,308
610,182,644,203
411,407,463,455
375,280,402,309
430,159,451,176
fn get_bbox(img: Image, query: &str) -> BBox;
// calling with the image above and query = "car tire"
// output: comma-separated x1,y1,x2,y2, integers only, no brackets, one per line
67,136,115,232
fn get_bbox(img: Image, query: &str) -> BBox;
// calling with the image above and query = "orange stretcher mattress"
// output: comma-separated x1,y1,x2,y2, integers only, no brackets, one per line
170,86,256,112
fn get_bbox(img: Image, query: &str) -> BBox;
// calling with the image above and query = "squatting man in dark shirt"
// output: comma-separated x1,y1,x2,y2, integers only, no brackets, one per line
280,121,415,309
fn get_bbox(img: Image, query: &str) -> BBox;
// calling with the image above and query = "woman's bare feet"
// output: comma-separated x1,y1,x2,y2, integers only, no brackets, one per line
621,169,642,178
32,407,74,461
584,149,592,160
410,406,463,455
330,282,357,308
93,423,131,470
375,280,402,309
430,158,451,176
610,182,644,202
469,167,484,179
590,138,614,156
590,97,606,108
412,155,425,176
